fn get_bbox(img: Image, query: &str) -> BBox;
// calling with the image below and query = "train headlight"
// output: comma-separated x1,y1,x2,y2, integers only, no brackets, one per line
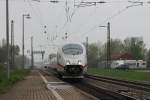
78,60,82,65
66,60,70,65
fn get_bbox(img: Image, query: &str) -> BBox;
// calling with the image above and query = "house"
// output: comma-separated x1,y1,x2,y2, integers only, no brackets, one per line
111,53,146,69
111,53,133,60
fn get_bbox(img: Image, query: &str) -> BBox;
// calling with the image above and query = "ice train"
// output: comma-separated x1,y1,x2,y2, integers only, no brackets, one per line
44,42,88,78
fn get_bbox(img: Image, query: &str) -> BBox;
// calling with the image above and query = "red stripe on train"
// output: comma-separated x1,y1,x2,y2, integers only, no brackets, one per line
57,64,64,67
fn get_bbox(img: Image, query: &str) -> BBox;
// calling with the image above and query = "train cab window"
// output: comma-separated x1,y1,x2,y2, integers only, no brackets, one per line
62,44,83,55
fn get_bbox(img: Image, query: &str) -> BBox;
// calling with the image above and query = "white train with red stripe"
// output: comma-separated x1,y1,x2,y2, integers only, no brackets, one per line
45,42,88,78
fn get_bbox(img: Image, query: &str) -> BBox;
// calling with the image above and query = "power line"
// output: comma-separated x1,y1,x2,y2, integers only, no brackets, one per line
4,0,148,41
69,0,146,39
1,0,150,4
6,0,10,79
27,0,45,27
25,0,147,40
71,3,100,36
58,0,86,38
11,20,15,69
60,0,126,39
70,0,85,19
30,0,67,42
77,2,144,38
26,0,52,45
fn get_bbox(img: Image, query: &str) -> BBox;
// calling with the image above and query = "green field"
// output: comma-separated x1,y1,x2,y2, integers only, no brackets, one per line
0,65,30,93
88,68,150,84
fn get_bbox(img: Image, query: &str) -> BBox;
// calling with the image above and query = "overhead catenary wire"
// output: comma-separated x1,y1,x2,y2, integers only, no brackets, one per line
57,0,145,40
66,0,87,34
71,2,103,36
76,2,144,38
69,7,127,39
25,0,147,38
3,0,148,41
1,0,149,4
30,0,148,41
70,0,85,19
26,0,45,31
48,2,68,42
26,0,54,49
80,8,129,37
63,0,125,39
58,0,86,38
27,0,62,43
67,4,99,38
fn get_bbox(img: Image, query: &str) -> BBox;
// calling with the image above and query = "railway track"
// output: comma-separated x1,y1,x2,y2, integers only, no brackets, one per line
40,70,139,100
73,80,136,100
85,74,150,91
84,74,150,100
39,70,99,100
40,69,150,99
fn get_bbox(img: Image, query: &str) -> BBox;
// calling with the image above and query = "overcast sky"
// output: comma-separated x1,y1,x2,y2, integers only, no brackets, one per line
1,0,150,61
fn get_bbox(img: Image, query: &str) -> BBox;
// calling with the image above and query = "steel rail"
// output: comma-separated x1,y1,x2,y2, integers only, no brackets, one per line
85,74,150,92
74,80,137,100
40,70,139,99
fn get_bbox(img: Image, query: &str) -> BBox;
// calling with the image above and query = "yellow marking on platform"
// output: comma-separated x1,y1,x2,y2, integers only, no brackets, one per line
39,72,48,84
47,84,72,90
47,82,65,84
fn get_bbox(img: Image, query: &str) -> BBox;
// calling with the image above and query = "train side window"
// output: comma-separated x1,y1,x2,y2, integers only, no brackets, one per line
143,63,146,65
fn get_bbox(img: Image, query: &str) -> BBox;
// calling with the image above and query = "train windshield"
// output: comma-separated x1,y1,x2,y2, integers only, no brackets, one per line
62,44,83,55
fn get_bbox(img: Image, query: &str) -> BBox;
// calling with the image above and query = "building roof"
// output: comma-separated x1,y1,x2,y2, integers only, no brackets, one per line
111,53,133,60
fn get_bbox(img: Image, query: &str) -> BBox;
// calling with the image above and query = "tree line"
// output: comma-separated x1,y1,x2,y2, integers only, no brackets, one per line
87,37,150,68
0,41,30,69
0,45,19,61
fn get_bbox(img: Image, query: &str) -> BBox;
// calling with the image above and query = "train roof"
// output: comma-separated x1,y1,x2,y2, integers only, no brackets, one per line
59,41,85,47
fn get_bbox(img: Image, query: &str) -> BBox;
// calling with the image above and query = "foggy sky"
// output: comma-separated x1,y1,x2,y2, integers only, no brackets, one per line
1,0,150,61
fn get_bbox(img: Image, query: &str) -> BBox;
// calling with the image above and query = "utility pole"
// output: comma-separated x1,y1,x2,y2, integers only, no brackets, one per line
107,22,111,68
11,20,15,69
6,0,10,78
31,36,34,69
86,37,88,57
22,15,25,69
86,37,89,65
22,14,30,69
99,22,111,68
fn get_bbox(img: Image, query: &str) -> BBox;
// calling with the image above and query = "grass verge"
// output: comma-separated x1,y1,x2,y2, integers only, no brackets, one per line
88,68,150,84
0,65,30,93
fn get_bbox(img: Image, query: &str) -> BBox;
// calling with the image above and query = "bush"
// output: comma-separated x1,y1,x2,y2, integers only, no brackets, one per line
0,64,6,83
9,69,29,84
0,67,30,93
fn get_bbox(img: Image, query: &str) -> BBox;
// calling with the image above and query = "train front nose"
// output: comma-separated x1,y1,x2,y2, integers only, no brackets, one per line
64,65,83,75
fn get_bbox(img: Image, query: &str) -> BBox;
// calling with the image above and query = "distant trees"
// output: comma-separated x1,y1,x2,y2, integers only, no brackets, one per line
110,39,124,54
15,55,30,69
88,43,99,67
0,46,7,63
87,36,147,67
123,37,146,60
0,44,20,66
146,50,150,68
0,39,32,69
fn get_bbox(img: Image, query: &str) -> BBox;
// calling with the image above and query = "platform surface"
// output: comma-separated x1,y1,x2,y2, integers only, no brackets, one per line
0,70,97,100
